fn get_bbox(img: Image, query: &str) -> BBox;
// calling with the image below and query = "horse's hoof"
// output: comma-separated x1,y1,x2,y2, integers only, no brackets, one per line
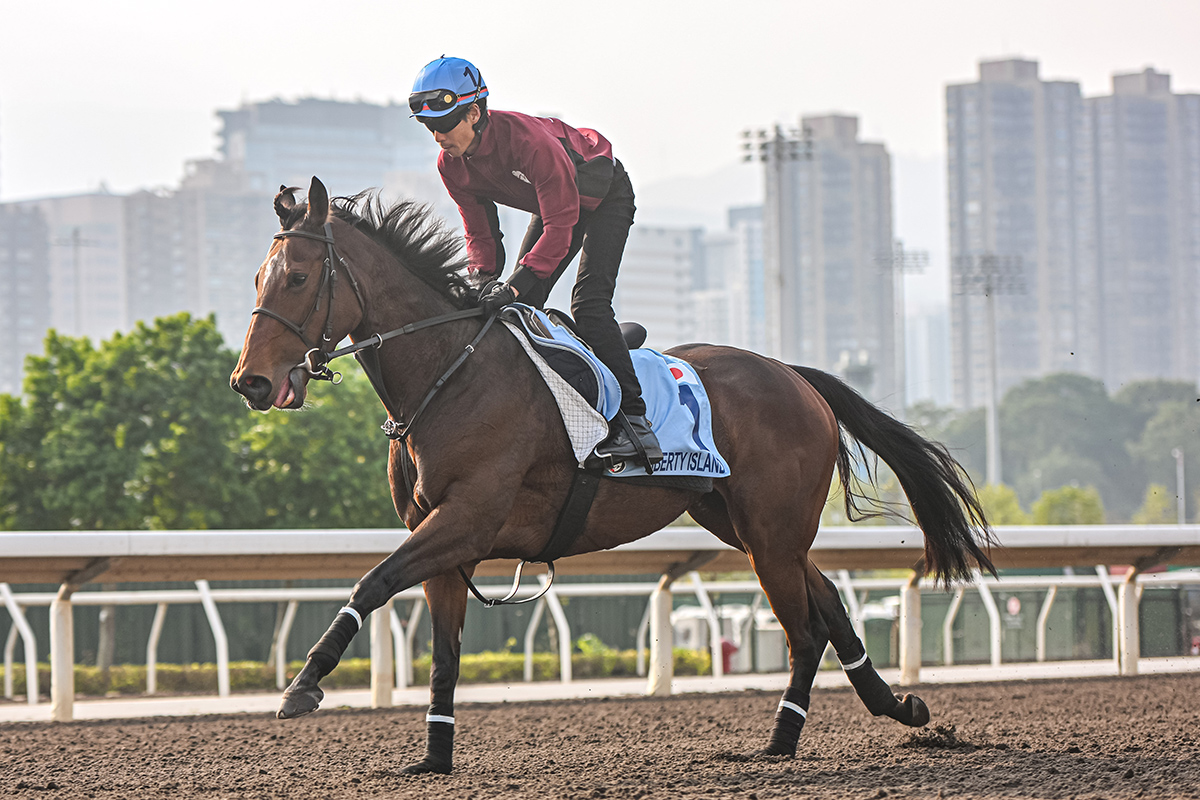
895,692,930,727
399,758,452,775
276,686,324,719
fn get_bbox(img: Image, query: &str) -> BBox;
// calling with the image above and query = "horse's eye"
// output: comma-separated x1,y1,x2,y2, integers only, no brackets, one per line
288,272,308,288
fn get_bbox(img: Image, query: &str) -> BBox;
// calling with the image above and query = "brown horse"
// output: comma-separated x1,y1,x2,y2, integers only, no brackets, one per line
231,176,994,775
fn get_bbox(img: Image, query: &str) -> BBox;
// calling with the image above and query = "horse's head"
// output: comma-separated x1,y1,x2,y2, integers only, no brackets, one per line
230,176,364,410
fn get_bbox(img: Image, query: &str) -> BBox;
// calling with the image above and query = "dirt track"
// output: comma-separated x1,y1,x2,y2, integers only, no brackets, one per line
3,672,1199,799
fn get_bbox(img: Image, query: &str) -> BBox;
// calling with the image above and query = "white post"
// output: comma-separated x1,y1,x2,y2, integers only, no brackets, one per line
688,572,724,679
4,623,16,700
1035,587,1057,663
370,599,394,708
976,579,1002,667
146,603,168,695
1117,572,1140,676
541,579,572,684
275,601,298,691
195,581,229,698
388,605,407,690
635,597,654,677
404,599,424,689
898,572,922,684
50,586,74,722
836,570,866,642
1,583,38,705
1095,566,1120,664
647,574,675,696
523,598,547,683
942,587,965,666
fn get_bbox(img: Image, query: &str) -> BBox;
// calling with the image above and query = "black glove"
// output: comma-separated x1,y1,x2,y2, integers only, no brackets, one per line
477,280,517,315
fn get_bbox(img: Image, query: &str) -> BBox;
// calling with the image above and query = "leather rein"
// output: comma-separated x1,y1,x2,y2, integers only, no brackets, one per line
251,221,550,607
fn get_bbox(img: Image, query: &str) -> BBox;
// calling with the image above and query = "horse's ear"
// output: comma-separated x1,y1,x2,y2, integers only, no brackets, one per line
302,176,329,231
274,185,301,227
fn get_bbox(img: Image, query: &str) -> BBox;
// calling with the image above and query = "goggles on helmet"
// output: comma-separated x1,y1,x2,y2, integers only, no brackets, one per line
408,87,483,116
419,109,469,134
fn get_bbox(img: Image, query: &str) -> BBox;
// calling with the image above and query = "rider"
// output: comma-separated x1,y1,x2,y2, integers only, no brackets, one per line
409,56,662,469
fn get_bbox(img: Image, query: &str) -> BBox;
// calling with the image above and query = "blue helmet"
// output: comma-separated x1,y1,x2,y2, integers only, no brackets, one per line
409,56,488,119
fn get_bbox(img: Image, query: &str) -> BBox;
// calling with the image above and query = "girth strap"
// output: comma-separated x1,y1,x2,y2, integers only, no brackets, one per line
534,467,602,563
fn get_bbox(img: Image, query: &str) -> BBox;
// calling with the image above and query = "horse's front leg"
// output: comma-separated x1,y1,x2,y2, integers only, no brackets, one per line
278,490,505,720
401,568,471,775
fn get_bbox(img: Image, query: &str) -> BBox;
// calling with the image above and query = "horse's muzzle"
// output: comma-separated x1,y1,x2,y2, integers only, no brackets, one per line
231,373,274,410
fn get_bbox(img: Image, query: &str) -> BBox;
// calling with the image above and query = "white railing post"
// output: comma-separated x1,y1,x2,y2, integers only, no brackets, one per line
194,581,229,698
647,573,675,696
370,598,394,708
50,585,74,721
275,601,298,691
523,598,547,683
541,578,572,684
898,571,922,684
635,596,653,677
388,604,408,690
1,583,39,705
146,603,169,695
942,587,965,666
1118,571,1141,676
836,570,866,641
1095,566,1120,664
1035,587,1057,663
975,578,1002,667
688,572,724,679
404,599,424,688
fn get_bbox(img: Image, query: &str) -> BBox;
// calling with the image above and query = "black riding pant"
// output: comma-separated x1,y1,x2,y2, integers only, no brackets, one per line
516,159,646,418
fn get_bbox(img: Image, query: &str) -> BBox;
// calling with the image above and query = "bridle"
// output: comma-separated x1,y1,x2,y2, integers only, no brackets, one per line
249,217,552,608
252,222,369,382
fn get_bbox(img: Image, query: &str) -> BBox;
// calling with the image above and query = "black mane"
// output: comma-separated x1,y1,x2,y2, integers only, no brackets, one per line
327,191,475,307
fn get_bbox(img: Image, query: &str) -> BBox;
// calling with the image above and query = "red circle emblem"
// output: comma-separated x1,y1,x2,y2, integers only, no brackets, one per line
669,367,684,380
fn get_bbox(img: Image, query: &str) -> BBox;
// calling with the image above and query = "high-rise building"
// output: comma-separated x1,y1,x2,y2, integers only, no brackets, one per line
693,206,765,353
24,192,127,343
1090,68,1200,388
946,58,1099,409
0,205,51,395
760,115,896,403
947,58,1200,405
217,97,438,200
614,225,703,350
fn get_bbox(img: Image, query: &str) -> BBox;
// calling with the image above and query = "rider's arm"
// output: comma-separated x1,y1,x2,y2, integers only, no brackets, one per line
439,160,506,278
518,142,581,280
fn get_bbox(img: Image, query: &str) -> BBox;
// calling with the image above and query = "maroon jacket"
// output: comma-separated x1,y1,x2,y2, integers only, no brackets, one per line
437,110,617,278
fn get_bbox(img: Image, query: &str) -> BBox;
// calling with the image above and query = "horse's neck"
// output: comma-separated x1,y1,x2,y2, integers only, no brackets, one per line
346,236,472,420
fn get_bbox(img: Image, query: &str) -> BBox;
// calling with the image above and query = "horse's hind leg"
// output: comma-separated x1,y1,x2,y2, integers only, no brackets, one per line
400,568,470,775
806,562,929,727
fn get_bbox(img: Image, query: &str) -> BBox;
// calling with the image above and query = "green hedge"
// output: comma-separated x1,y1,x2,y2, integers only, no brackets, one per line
0,648,712,698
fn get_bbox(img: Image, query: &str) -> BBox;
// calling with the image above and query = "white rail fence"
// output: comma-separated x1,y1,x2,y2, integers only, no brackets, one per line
3,524,1199,721
5,567,1200,712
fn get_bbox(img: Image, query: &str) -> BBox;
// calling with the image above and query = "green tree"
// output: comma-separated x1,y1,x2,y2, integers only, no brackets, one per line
1031,485,1105,524
977,483,1029,525
0,315,251,530
1114,379,1199,432
1127,401,1200,522
1000,373,1137,516
1131,484,1177,525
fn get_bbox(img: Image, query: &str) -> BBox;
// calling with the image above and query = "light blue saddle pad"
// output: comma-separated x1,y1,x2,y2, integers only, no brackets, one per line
612,349,731,480
501,304,730,480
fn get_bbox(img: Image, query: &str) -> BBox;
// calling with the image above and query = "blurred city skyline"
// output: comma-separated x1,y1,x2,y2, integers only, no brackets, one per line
3,1,1196,311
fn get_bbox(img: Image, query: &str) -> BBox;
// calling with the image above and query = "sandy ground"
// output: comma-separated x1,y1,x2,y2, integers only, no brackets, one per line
3,672,1199,799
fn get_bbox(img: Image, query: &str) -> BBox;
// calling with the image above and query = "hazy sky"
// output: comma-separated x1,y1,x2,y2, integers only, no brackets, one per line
2,0,1197,202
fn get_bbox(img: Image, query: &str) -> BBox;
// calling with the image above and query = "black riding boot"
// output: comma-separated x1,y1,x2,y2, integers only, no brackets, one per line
596,413,663,469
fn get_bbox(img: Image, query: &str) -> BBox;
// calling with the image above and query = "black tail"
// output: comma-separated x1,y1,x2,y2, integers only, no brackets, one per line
793,365,996,584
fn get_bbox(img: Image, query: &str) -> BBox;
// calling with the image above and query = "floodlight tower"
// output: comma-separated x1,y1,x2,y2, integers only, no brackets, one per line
953,253,1024,486
740,124,811,360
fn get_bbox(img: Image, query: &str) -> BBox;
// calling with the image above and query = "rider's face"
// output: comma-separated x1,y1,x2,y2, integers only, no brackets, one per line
431,105,481,158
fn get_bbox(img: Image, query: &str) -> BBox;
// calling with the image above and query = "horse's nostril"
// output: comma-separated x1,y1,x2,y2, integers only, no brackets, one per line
235,374,273,404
